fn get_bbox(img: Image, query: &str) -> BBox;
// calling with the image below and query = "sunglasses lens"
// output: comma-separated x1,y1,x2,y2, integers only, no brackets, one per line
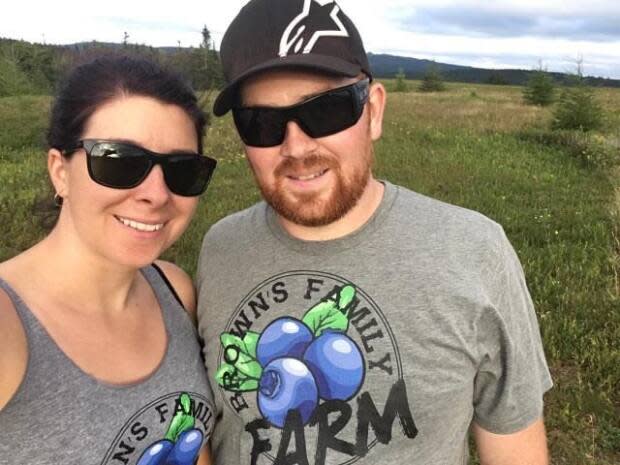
298,88,359,138
85,141,216,196
88,142,150,188
233,108,285,147
233,80,367,148
164,156,216,196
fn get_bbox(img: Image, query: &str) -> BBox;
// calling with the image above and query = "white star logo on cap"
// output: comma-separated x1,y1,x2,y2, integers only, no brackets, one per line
279,0,349,57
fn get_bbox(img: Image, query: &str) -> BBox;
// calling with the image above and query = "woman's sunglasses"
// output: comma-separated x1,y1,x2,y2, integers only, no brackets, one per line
232,78,370,148
63,140,217,197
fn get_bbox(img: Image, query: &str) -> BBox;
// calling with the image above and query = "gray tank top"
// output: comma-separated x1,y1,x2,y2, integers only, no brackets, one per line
0,265,215,465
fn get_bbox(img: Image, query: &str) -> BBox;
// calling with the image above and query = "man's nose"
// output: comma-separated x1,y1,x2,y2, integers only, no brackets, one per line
279,120,320,158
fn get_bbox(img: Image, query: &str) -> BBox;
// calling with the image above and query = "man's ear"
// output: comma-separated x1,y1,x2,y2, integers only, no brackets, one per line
48,148,69,199
368,81,387,142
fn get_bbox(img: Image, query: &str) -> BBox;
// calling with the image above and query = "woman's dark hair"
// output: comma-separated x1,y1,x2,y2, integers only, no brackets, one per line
47,55,207,154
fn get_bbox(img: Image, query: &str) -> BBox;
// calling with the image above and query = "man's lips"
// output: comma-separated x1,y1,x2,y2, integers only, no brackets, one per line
285,168,329,181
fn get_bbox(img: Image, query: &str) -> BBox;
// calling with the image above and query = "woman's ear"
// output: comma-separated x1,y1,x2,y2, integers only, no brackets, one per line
48,148,69,199
367,81,387,142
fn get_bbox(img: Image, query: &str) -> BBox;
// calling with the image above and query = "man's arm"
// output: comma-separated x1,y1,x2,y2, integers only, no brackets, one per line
473,417,549,465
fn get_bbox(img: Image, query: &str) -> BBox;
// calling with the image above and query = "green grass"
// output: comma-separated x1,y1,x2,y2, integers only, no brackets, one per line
1,83,619,464
0,95,51,149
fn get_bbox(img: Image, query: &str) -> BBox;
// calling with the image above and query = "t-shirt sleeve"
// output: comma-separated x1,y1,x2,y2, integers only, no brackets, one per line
472,227,553,434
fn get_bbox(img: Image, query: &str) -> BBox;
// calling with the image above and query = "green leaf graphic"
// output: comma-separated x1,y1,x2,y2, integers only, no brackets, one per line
220,333,245,353
303,301,348,336
303,285,357,336
165,393,195,442
234,352,263,378
215,363,260,392
242,331,259,358
339,285,356,309
220,331,260,360
217,331,262,392
180,392,191,413
237,378,260,391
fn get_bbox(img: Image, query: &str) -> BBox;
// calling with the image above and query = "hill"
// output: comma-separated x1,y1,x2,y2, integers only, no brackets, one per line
2,37,619,96
368,53,620,88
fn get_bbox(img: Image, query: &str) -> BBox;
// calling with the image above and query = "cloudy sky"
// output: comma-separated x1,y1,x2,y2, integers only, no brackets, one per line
1,0,619,78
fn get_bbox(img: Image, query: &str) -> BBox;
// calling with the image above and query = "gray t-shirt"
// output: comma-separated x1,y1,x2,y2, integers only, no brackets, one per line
196,181,552,465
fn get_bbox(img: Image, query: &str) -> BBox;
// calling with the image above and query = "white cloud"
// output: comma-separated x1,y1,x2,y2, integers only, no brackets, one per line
1,0,619,78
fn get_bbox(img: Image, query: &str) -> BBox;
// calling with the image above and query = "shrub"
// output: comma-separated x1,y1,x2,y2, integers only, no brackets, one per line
518,129,619,168
552,75,604,132
393,68,409,92
418,63,445,92
487,72,509,86
523,68,555,106
0,56,38,97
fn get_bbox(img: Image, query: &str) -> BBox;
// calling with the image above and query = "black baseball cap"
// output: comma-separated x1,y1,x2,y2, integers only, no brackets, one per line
213,0,372,116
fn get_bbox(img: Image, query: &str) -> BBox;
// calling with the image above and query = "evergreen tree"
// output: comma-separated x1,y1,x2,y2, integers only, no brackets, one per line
552,61,604,131
523,63,555,106
393,67,408,92
487,71,508,85
418,63,445,92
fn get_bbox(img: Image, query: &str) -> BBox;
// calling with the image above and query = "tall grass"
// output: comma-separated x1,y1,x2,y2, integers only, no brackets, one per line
0,82,618,464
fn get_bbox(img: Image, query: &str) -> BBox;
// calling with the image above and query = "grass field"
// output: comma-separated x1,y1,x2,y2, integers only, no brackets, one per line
0,81,619,464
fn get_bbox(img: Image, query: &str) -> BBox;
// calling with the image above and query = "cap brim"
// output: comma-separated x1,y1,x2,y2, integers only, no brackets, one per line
212,54,362,116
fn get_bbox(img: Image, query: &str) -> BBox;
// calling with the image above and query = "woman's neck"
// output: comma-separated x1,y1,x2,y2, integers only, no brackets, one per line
14,226,142,315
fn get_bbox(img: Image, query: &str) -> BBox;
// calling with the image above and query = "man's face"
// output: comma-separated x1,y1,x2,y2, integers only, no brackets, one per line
238,70,382,227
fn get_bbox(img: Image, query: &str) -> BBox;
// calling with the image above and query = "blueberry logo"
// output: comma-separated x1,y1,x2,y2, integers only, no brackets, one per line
257,318,314,366
216,285,363,428
258,357,318,428
304,331,364,401
101,392,214,465
216,272,417,465
136,393,204,465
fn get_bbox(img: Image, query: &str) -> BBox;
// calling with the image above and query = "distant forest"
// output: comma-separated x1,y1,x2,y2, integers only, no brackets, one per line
2,31,619,98
0,27,223,97
368,53,620,88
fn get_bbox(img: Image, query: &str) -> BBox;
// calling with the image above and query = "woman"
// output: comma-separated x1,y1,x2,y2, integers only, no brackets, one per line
0,55,217,465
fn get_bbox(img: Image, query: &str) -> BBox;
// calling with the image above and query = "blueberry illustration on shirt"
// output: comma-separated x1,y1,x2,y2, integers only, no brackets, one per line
136,393,204,465
215,285,365,428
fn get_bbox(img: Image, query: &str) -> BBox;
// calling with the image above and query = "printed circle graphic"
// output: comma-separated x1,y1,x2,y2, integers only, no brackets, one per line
216,271,405,465
100,392,214,465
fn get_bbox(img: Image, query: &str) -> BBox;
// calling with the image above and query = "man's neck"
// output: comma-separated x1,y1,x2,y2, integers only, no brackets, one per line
277,177,385,241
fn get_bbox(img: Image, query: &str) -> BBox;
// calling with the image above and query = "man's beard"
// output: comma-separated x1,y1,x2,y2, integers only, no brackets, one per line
256,151,372,227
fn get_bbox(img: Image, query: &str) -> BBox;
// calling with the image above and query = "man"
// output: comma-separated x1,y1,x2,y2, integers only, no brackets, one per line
196,1,553,464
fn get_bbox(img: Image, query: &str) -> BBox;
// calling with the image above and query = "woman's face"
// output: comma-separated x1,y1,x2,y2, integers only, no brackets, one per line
53,95,201,269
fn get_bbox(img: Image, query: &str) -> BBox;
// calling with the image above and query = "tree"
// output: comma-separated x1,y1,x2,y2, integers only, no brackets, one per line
487,71,508,86
0,40,59,95
552,60,604,131
523,62,555,106
0,53,35,96
393,67,409,92
418,63,445,92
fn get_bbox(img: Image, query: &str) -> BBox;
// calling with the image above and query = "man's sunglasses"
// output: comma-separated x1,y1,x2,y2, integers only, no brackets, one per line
64,139,217,197
232,78,370,148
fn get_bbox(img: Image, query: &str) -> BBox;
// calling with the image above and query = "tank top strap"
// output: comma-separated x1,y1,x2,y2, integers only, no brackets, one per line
140,265,195,337
0,277,52,344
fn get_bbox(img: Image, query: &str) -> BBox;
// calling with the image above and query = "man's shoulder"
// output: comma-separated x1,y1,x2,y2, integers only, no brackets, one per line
393,183,502,231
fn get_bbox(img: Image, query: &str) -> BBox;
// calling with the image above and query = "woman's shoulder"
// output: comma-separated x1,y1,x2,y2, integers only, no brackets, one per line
0,276,28,411
153,260,197,324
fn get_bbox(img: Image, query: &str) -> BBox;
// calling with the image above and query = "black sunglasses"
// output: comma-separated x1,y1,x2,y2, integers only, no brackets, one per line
64,139,217,197
232,78,370,148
